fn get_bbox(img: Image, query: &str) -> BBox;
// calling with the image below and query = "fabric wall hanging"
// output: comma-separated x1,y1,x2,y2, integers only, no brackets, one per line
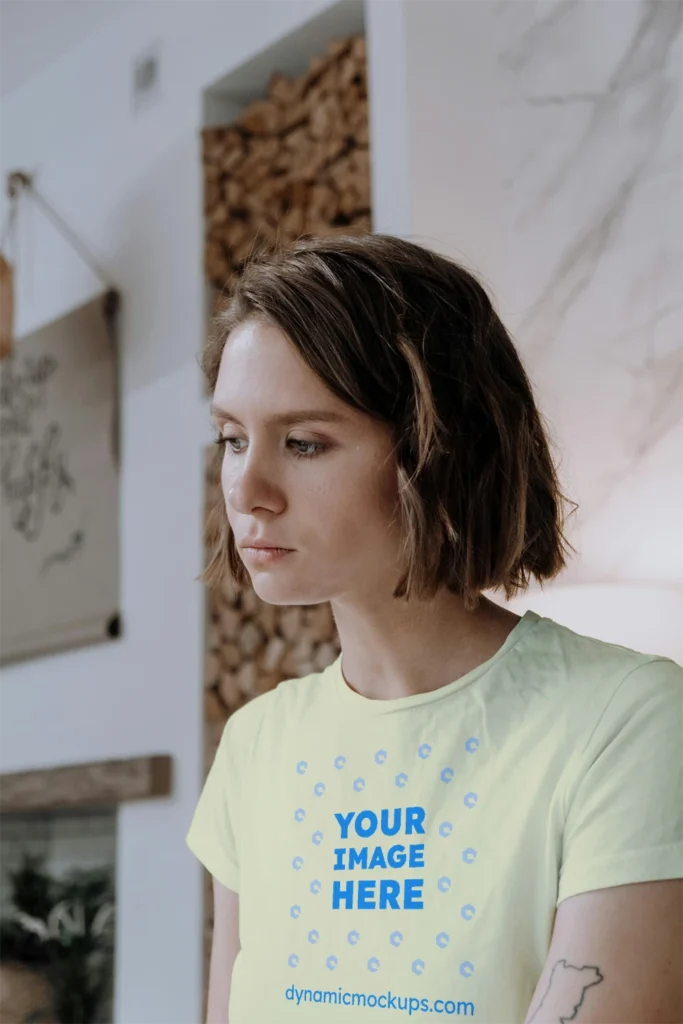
0,291,121,663
0,173,121,664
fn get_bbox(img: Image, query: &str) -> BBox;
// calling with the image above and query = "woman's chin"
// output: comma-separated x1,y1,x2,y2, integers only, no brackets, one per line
249,577,312,606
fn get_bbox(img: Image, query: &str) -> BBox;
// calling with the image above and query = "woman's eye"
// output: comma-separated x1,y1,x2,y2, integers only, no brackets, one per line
213,436,244,452
213,437,328,460
289,440,327,459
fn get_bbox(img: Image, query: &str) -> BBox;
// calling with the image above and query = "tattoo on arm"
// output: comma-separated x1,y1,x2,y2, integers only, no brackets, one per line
527,959,605,1023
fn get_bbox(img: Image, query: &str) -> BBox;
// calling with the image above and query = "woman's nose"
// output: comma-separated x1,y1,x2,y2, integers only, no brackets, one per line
226,476,284,516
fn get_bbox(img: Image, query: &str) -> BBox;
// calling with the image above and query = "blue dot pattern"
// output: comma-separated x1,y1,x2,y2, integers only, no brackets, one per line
286,737,481,974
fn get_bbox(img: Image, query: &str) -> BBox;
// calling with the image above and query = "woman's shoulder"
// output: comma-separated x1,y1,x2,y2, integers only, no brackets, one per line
526,611,679,678
521,612,682,725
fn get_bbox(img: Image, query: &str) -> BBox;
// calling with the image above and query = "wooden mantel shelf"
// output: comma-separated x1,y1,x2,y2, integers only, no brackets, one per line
0,754,173,813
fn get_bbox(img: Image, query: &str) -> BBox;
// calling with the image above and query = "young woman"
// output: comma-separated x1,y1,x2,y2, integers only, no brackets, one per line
186,234,682,1024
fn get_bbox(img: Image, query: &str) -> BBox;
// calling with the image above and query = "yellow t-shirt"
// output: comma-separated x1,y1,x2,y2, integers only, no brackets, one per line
186,609,683,1023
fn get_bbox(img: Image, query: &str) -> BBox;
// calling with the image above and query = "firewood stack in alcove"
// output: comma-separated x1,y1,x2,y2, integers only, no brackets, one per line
202,33,371,295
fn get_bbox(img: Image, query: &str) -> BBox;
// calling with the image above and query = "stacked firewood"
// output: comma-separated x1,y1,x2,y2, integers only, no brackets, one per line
202,33,371,292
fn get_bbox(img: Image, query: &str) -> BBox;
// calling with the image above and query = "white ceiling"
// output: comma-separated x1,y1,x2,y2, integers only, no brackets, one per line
0,0,131,97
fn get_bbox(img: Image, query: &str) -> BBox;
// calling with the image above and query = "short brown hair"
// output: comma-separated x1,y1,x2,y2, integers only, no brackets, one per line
201,233,577,611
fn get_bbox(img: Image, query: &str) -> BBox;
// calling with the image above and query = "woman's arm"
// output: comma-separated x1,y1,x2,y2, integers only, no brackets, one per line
206,877,240,1024
524,879,682,1023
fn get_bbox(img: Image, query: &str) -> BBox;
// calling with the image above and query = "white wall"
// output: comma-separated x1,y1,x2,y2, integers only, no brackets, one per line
368,0,681,662
0,3,343,1021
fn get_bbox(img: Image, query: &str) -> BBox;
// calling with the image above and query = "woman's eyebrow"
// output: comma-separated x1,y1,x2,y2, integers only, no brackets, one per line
209,404,349,428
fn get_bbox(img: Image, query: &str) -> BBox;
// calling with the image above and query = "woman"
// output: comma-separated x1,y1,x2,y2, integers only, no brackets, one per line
186,234,682,1024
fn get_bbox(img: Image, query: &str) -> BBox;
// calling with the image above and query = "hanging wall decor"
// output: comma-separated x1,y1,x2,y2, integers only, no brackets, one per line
0,291,121,663
0,173,121,664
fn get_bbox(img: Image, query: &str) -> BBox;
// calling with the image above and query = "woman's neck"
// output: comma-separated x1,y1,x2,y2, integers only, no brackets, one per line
330,589,522,702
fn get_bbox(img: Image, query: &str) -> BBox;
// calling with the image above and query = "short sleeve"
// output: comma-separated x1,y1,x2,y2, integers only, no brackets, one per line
186,712,242,893
557,656,683,906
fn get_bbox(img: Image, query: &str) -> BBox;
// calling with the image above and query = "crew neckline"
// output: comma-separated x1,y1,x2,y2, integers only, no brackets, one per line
329,609,542,715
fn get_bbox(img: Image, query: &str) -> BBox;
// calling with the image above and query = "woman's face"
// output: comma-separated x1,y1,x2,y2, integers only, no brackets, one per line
211,318,404,606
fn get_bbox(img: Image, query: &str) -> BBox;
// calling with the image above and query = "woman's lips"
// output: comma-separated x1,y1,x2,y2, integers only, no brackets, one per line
242,547,294,564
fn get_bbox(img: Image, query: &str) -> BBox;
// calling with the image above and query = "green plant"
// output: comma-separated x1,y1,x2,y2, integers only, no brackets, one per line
0,851,115,1024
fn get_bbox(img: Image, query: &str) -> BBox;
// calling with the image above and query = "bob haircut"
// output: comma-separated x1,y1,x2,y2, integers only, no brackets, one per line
201,232,577,611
